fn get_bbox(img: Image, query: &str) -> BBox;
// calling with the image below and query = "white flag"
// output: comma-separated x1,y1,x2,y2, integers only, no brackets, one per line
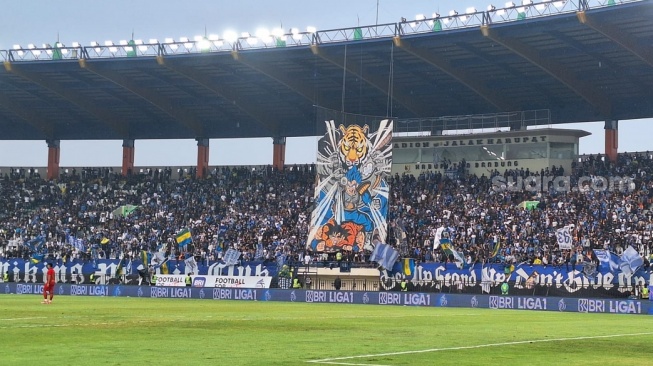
433,227,445,249
184,256,198,274
556,226,572,250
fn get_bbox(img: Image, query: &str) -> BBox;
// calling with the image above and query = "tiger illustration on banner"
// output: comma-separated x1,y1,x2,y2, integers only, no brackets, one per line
307,119,393,253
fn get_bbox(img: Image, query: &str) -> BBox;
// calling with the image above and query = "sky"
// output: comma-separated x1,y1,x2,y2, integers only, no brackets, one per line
0,0,649,167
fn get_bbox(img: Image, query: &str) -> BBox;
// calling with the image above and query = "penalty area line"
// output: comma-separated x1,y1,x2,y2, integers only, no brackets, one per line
307,332,653,365
0,316,47,321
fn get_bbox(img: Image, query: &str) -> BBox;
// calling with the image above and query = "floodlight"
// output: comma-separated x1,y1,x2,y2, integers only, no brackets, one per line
61,49,68,54
272,28,285,38
247,37,258,46
535,4,547,10
119,40,128,45
466,7,477,14
505,1,516,7
306,26,317,34
255,28,270,38
197,37,211,50
255,29,272,43
134,40,143,45
149,39,158,44
164,38,175,44
553,1,566,8
109,46,118,53
223,30,238,43
72,42,80,48
241,32,251,38
415,14,426,21
13,44,21,50
449,10,458,16
522,0,533,5
27,44,35,49
138,45,148,52
33,50,41,56
179,37,189,43
55,42,64,48
104,40,113,46
291,28,301,40
433,12,441,18
488,5,496,11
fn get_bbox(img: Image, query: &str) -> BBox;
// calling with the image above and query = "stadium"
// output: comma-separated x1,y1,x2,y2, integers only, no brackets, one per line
1,0,653,364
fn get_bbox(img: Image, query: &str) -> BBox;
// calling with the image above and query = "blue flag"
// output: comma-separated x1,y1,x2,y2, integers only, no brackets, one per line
254,243,264,260
619,246,643,276
369,243,399,270
276,253,287,268
593,249,620,272
223,249,241,266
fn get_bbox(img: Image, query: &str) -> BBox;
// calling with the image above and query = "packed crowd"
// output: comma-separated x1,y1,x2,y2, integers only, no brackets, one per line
1,151,652,270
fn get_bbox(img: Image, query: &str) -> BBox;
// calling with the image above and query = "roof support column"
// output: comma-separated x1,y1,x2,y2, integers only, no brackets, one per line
197,138,209,179
273,136,286,171
122,139,135,177
46,139,60,181
604,120,618,163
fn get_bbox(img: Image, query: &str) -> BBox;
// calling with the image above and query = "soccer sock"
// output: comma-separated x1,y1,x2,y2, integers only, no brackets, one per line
49,293,53,301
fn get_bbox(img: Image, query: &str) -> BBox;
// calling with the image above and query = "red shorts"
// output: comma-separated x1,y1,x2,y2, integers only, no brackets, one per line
45,283,55,292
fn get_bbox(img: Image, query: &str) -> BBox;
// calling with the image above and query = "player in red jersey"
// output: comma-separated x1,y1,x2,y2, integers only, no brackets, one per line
42,263,55,304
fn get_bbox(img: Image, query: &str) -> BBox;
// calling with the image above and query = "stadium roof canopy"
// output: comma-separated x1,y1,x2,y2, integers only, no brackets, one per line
0,0,652,141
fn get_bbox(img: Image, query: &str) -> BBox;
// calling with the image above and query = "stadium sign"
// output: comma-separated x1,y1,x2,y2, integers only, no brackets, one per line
3,284,650,315
393,135,547,149
577,299,642,314
70,284,109,296
191,275,271,289
305,290,354,304
489,296,547,310
155,275,186,287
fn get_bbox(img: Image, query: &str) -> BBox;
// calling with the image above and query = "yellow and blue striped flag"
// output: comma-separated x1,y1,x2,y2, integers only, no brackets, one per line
403,258,415,276
176,229,192,247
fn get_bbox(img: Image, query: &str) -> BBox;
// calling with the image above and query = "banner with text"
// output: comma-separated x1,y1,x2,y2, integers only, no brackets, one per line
155,275,186,287
190,275,272,289
2,284,649,315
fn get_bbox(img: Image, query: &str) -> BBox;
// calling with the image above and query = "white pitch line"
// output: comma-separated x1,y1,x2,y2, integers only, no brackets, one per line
307,332,653,365
0,316,47,321
311,362,390,366
0,313,479,329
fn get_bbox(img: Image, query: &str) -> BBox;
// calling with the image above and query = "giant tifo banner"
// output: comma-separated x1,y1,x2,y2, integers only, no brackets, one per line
307,119,393,253
1,284,650,315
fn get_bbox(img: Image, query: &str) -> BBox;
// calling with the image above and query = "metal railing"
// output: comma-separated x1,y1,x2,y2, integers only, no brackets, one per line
394,109,551,134
0,0,642,62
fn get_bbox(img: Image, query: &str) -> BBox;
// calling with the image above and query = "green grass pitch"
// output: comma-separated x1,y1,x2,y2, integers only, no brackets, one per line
1,295,651,365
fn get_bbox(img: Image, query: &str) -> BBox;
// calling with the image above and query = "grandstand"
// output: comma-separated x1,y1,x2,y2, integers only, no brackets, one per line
1,0,653,301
